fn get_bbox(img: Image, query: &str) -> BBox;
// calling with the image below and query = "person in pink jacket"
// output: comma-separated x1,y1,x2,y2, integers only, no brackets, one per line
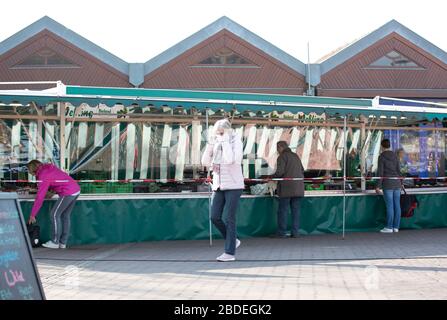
27,160,80,249
202,118,244,262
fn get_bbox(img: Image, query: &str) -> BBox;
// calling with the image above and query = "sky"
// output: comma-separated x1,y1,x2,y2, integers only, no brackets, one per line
1,0,446,64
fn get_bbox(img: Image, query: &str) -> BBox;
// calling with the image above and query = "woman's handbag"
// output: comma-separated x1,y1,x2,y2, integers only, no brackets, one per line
400,186,418,218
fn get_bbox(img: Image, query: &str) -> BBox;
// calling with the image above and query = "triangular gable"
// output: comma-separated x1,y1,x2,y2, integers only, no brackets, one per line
143,16,305,76
319,20,447,75
196,47,256,66
366,50,423,69
142,30,306,95
12,47,78,68
0,16,128,75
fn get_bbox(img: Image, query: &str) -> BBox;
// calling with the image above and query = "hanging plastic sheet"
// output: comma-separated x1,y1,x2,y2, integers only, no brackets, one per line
289,127,300,153
267,127,283,174
255,127,270,177
139,124,152,179
160,124,172,182
111,124,120,180
94,123,104,148
175,126,188,181
191,121,202,168
243,125,256,178
44,122,54,161
301,128,314,170
125,123,136,180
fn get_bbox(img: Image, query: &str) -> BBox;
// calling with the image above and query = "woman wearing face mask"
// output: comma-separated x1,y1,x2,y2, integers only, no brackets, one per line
201,118,244,262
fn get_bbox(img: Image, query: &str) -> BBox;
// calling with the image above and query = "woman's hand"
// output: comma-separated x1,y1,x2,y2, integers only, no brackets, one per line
375,187,382,195
28,216,36,225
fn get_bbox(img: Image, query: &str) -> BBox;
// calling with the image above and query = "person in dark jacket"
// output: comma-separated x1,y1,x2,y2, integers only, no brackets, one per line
272,141,305,238
375,139,402,233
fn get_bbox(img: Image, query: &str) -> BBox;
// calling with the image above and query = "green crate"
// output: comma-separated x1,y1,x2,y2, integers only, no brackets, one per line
305,184,324,191
109,182,133,193
88,171,108,180
79,183,92,194
90,183,108,194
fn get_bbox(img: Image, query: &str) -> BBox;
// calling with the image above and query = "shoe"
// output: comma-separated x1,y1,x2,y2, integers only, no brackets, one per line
42,240,59,249
236,239,241,249
216,253,236,262
269,233,289,238
380,228,393,233
59,243,67,249
393,229,399,233
291,234,299,238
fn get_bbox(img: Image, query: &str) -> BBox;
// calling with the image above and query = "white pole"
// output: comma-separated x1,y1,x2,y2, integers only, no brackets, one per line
206,109,213,246
342,116,347,240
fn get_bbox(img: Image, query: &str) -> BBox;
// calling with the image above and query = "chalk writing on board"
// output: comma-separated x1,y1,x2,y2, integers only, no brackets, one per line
4,269,26,287
0,251,19,268
0,211,18,219
0,288,13,300
0,237,21,247
0,224,15,234
17,285,35,300
0,194,45,300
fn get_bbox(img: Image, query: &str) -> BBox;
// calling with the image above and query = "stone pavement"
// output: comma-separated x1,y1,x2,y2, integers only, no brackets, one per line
34,229,447,300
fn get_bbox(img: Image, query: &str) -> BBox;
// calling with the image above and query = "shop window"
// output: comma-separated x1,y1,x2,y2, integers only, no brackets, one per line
366,50,423,69
196,47,256,66
12,48,78,68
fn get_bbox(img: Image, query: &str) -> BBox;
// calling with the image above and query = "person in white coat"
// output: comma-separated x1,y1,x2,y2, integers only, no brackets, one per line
202,118,244,262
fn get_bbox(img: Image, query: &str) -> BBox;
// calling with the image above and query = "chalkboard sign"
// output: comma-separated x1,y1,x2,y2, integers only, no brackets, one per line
0,193,45,300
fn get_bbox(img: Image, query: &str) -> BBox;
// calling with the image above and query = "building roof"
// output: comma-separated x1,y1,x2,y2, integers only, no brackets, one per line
319,20,447,75
0,16,129,76
142,16,307,77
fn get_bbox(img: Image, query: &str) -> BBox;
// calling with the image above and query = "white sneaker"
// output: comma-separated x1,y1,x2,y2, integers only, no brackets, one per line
216,253,236,262
236,239,241,249
393,229,399,233
42,240,59,249
59,243,67,249
380,228,393,233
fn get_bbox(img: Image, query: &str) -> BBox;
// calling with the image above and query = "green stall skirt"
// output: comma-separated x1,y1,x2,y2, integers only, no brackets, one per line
19,193,447,246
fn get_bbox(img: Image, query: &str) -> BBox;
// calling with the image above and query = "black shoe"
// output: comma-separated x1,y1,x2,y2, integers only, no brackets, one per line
290,234,300,238
269,233,289,238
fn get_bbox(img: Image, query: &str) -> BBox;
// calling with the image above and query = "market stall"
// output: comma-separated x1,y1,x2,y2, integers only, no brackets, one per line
1,82,447,245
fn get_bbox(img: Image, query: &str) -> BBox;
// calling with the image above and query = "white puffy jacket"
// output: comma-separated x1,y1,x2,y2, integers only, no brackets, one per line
201,133,244,191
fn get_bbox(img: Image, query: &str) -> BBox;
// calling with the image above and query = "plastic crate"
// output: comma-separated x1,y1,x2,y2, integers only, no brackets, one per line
79,183,92,194
305,184,324,191
90,183,108,194
109,182,133,193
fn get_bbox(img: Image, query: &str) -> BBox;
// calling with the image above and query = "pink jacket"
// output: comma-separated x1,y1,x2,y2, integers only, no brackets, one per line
30,164,80,218
201,133,244,191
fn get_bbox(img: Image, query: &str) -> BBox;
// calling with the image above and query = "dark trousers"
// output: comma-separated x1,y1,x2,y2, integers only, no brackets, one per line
50,194,79,244
277,197,301,236
211,189,243,255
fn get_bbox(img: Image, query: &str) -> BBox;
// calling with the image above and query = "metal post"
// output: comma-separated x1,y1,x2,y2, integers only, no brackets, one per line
206,108,212,246
59,102,66,171
342,116,347,239
360,116,367,192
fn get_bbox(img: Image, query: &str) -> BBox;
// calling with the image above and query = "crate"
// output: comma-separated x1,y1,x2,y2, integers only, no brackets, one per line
79,183,92,194
305,184,324,191
90,183,108,194
109,182,133,193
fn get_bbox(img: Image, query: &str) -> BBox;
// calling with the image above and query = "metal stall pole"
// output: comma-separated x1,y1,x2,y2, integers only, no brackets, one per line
59,102,66,172
206,108,213,246
342,115,347,240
